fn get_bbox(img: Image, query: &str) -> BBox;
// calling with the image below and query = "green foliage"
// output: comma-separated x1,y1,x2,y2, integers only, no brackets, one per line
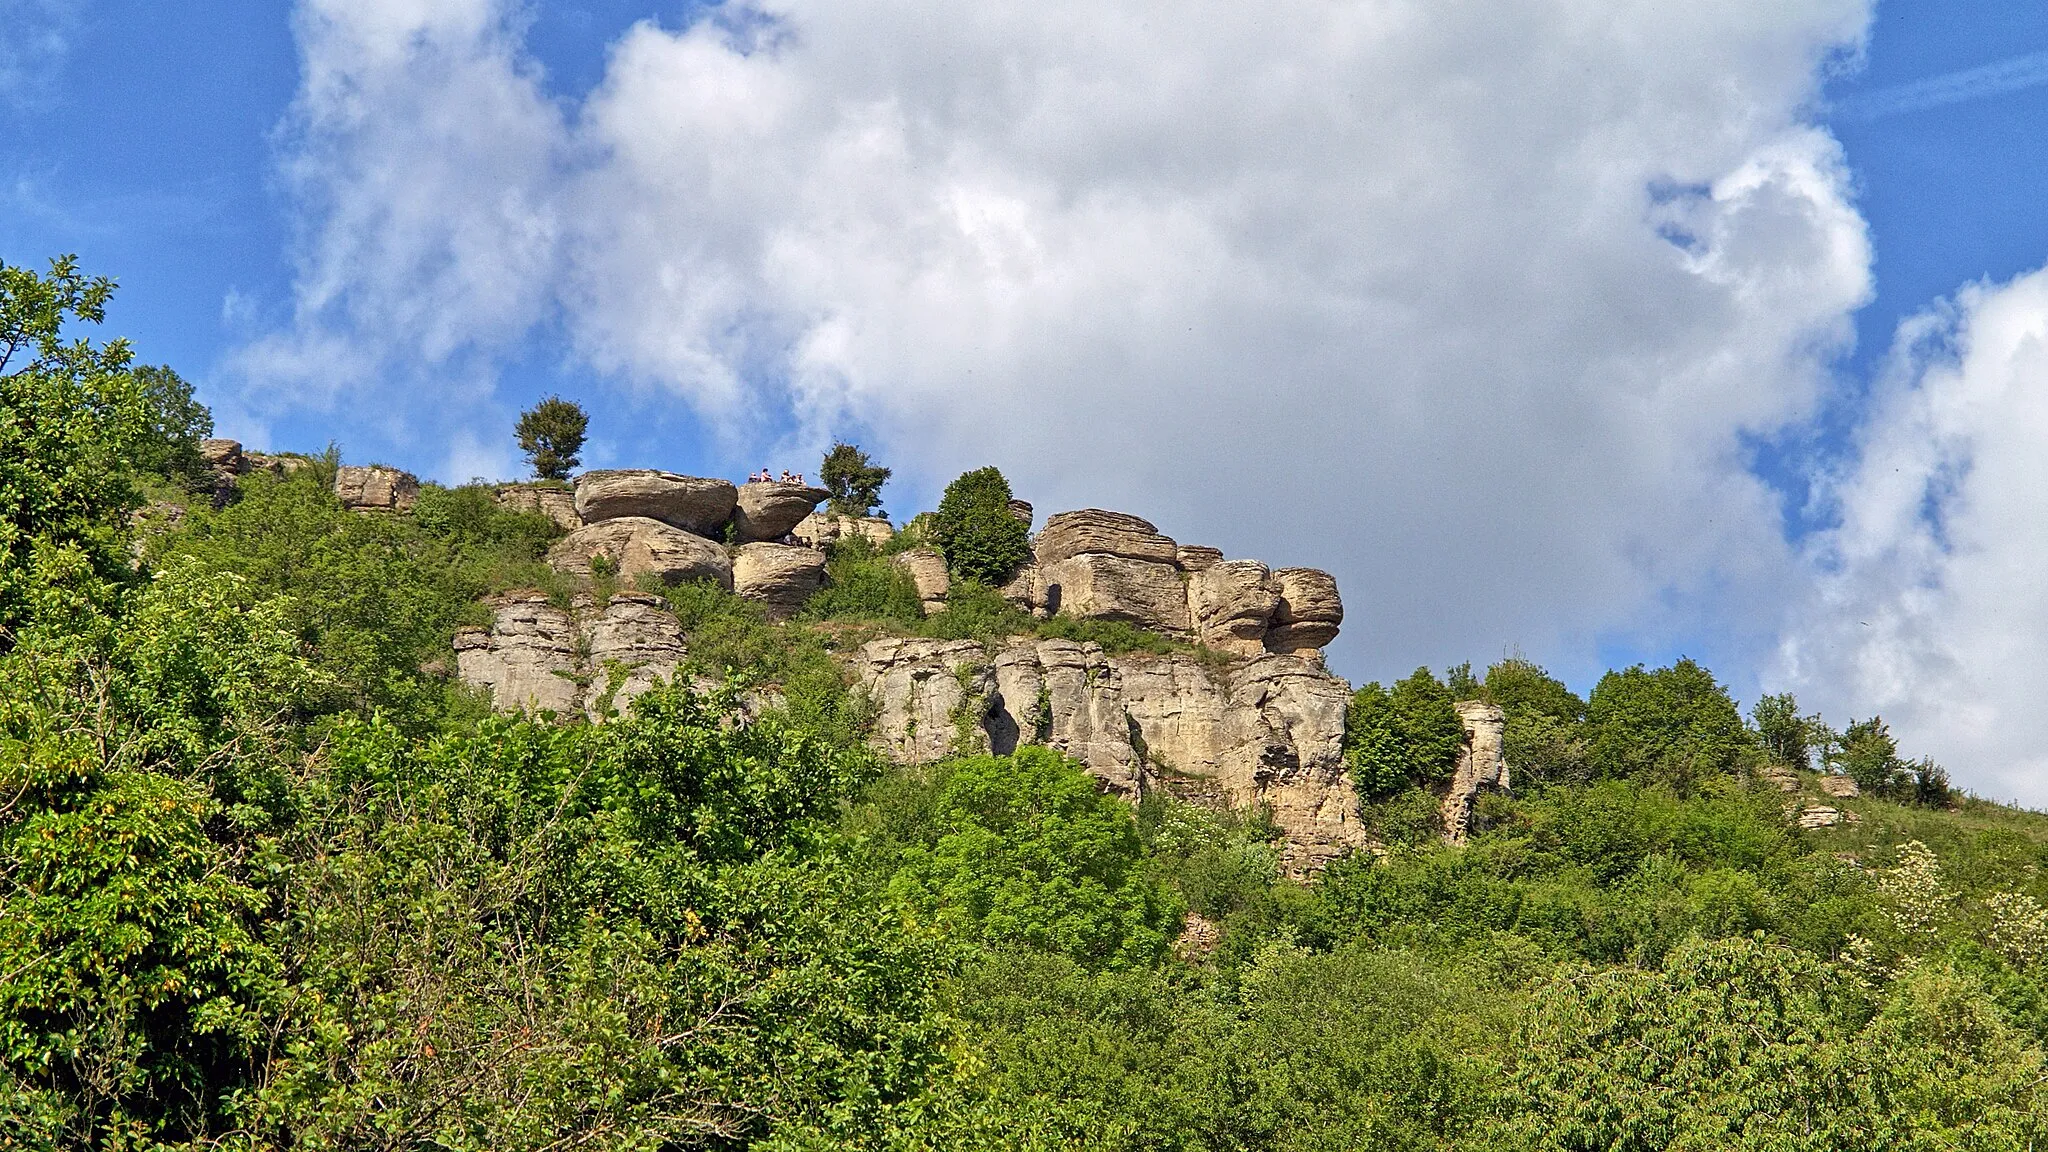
130,364,216,493
802,533,926,624
1753,690,1817,770
1585,658,1753,789
887,749,1180,969
931,465,1029,585
1345,667,1465,801
819,441,892,517
514,395,588,481
1834,716,1953,807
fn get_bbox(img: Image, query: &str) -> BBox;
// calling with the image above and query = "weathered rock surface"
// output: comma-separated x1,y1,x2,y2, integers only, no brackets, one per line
893,548,951,614
1187,559,1282,656
334,465,420,513
573,470,736,535
1266,567,1343,654
849,638,1368,871
1034,509,1179,566
733,543,827,618
1441,701,1509,844
1819,774,1861,799
1042,553,1190,634
548,517,731,588
1175,545,1224,572
496,483,581,530
1007,499,1035,526
999,562,1052,619
1798,804,1858,829
733,482,830,543
793,512,896,549
853,638,992,764
200,439,243,504
455,592,687,719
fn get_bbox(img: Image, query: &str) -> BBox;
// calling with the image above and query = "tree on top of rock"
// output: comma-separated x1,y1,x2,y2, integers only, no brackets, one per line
819,442,890,517
514,396,587,482
931,465,1029,585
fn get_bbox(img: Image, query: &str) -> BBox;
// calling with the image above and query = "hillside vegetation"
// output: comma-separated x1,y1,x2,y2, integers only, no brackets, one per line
4,257,2047,1149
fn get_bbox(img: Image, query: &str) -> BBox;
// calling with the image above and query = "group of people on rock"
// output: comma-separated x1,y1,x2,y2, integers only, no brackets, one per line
747,468,805,484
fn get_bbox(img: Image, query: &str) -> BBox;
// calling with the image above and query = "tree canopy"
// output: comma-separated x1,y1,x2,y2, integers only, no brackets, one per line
514,395,588,481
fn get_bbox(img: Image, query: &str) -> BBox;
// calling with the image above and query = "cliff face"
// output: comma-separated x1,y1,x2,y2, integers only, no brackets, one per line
454,592,687,721
848,637,1370,874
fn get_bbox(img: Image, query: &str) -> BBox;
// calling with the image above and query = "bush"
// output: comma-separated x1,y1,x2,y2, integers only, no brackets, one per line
1344,667,1464,800
930,466,1029,585
1585,658,1752,789
802,534,925,624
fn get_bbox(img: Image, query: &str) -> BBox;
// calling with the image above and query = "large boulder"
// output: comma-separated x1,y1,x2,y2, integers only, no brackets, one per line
573,469,736,535
1034,509,1178,566
334,465,419,513
733,481,830,543
892,548,950,613
852,638,992,764
1042,553,1190,634
733,542,827,618
794,512,896,549
1187,559,1281,656
496,483,581,530
1175,545,1224,572
548,517,732,588
1266,567,1342,653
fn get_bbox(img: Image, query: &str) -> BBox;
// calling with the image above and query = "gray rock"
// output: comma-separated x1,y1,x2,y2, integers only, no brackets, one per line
334,465,420,513
793,512,896,549
1042,553,1190,634
852,637,993,763
733,542,827,618
582,593,688,719
496,483,581,530
892,548,950,613
1034,509,1179,566
1187,559,1281,656
999,561,1052,619
1008,499,1034,526
733,481,830,543
1175,545,1224,572
573,469,737,535
1441,701,1508,844
548,517,732,589
1266,567,1342,653
454,593,582,714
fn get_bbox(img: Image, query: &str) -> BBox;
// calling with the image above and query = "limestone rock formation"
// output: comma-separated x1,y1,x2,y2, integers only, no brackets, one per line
1187,559,1282,656
999,562,1052,619
548,517,732,588
1441,701,1508,844
733,481,830,543
733,543,827,618
199,438,242,505
793,512,896,549
1034,509,1178,566
496,483,581,530
1007,499,1034,526
1819,774,1860,799
892,548,950,614
1266,567,1342,654
573,470,736,536
1175,545,1224,572
455,591,687,719
1041,553,1190,634
853,638,993,764
334,465,420,513
1798,804,1846,829
848,638,1369,871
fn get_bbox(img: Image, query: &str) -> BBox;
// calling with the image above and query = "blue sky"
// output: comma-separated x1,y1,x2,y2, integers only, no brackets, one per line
9,0,2048,799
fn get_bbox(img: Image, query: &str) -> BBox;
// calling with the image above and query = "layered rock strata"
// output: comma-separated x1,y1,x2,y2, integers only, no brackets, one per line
850,637,1370,872
334,465,420,513
793,512,896,549
496,483,581,530
573,470,736,536
733,543,827,618
733,481,830,543
454,591,687,719
1440,702,1509,844
548,517,732,588
892,549,951,614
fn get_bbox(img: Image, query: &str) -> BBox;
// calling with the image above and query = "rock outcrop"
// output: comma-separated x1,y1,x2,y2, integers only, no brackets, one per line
732,481,830,543
1187,560,1282,656
1440,701,1508,844
999,562,1052,618
199,439,243,506
850,636,1369,872
793,512,896,549
548,517,732,588
496,483,581,530
1035,509,1179,566
334,465,420,513
454,591,686,719
573,470,736,536
1042,553,1191,634
733,543,827,618
892,549,950,614
1267,568,1343,655
1819,775,1860,799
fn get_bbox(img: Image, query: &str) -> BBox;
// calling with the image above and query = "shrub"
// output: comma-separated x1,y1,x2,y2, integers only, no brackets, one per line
930,466,1029,585
802,534,925,624
1584,658,1752,789
1344,667,1464,800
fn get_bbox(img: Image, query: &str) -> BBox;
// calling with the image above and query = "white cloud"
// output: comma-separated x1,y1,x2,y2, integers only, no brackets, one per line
1779,268,2048,805
0,0,78,103
248,0,1878,688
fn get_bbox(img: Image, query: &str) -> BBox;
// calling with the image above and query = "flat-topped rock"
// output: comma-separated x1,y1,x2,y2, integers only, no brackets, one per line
1007,499,1034,526
334,465,419,513
1034,509,1178,566
1175,545,1224,572
733,542,827,618
548,517,732,588
793,512,896,549
573,469,736,535
1266,567,1342,653
733,481,830,543
1187,559,1281,656
496,483,581,530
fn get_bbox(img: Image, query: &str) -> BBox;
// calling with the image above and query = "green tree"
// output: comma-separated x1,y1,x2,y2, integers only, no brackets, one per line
888,748,1179,969
1486,656,1589,788
819,441,891,517
1752,691,1818,770
931,465,1029,585
1585,658,1752,789
130,364,216,492
0,256,159,641
514,396,588,481
1344,667,1464,800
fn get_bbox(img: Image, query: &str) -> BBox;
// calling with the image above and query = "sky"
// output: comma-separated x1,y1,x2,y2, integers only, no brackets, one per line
7,0,2048,804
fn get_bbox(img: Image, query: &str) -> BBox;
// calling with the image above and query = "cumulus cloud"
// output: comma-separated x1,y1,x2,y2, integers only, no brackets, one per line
246,0,1878,687
1780,268,2048,805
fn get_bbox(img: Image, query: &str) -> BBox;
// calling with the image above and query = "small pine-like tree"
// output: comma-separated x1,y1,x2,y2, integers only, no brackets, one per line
931,465,1029,585
514,396,588,482
819,442,891,517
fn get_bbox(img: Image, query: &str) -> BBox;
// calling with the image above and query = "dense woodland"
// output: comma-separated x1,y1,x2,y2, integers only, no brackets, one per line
5,256,2048,1149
